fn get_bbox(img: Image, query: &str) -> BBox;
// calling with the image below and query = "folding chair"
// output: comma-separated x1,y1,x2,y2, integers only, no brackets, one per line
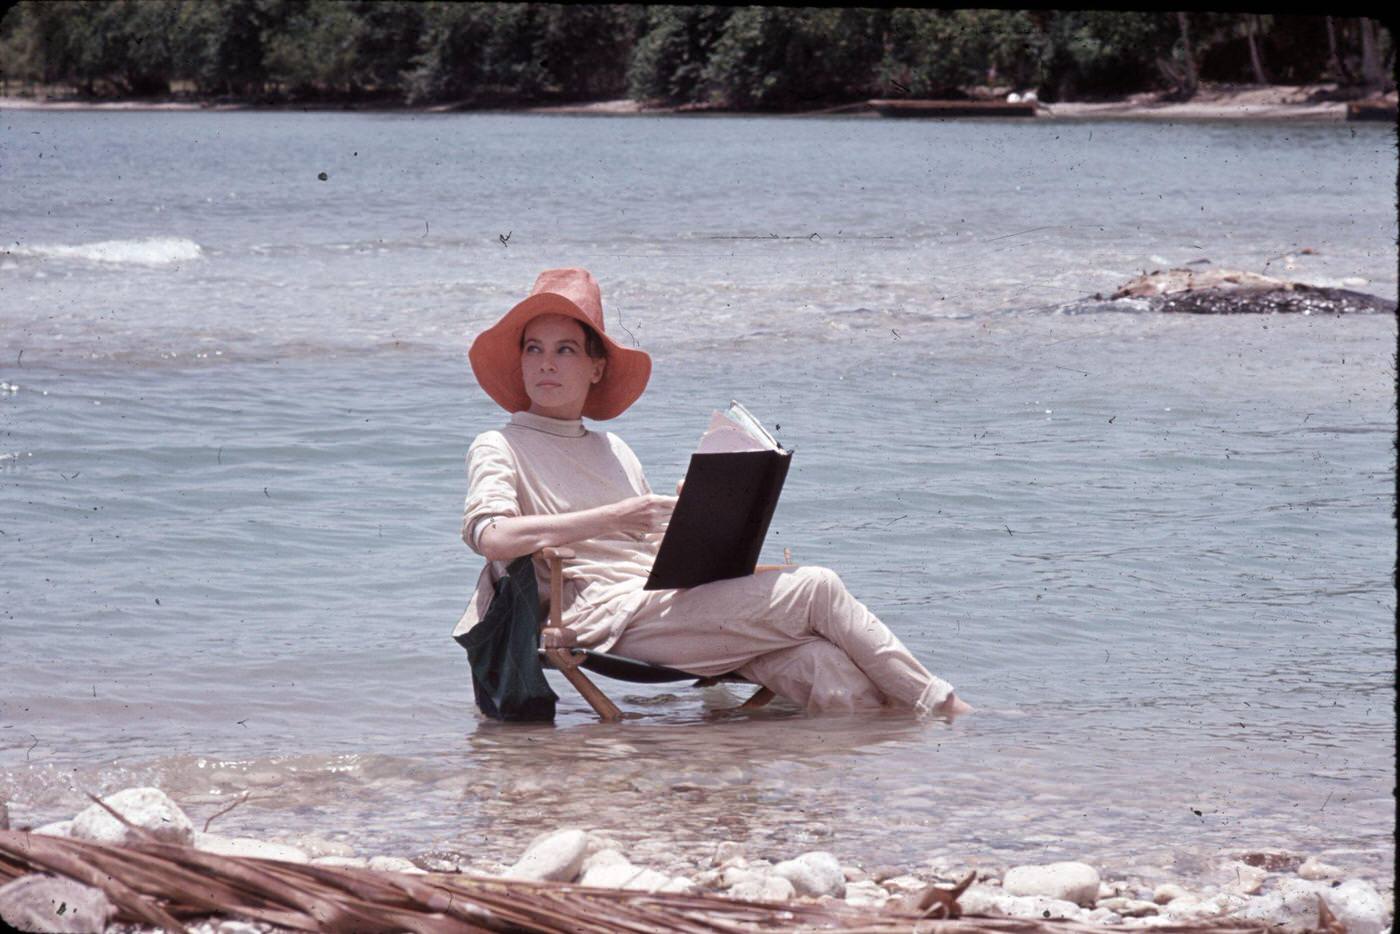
537,547,778,721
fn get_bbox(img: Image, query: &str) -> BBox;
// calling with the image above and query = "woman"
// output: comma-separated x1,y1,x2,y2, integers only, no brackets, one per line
458,267,971,717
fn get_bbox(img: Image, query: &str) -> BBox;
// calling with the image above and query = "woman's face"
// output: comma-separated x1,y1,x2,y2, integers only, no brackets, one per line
520,314,606,419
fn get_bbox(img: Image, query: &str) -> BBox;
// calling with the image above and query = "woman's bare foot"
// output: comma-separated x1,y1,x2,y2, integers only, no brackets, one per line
930,692,973,719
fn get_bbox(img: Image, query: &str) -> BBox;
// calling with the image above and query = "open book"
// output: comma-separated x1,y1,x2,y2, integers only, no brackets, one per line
644,402,792,590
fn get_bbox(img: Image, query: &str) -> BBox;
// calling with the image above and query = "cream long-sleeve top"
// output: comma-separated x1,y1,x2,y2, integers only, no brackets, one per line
453,410,660,652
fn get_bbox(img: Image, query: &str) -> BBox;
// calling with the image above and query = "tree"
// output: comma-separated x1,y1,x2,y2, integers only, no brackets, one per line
626,5,732,105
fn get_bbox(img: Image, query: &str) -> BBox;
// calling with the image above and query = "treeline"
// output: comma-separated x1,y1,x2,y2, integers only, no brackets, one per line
0,3,1392,108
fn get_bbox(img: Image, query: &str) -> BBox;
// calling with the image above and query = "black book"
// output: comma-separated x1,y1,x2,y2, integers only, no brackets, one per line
645,403,792,591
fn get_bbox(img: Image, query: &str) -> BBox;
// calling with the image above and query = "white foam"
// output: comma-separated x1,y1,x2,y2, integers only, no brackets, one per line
12,236,203,267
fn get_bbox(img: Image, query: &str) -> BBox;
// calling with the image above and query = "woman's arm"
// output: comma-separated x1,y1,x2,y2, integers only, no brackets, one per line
476,494,677,563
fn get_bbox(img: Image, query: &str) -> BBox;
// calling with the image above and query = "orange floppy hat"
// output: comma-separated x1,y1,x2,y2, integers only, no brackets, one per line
469,268,652,421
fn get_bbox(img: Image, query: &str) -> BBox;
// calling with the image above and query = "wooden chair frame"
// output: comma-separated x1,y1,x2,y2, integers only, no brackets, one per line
537,547,777,721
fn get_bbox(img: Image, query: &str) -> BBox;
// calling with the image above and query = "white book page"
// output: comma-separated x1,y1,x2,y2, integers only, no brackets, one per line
696,411,768,453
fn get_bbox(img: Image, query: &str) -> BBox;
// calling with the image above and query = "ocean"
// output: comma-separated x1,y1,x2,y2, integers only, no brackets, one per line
1,109,1394,887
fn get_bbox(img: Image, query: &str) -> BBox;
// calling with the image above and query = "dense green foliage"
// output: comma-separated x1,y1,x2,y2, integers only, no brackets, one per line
0,3,1391,106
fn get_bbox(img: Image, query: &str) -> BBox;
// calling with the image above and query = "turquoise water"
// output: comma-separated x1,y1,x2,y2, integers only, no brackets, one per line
1,111,1394,886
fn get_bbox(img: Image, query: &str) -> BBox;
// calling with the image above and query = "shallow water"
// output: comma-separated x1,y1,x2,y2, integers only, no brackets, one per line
1,111,1394,888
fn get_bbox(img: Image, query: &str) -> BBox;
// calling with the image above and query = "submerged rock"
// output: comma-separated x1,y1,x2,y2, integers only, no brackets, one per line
1101,267,1395,315
71,787,194,847
1002,861,1101,907
0,874,116,933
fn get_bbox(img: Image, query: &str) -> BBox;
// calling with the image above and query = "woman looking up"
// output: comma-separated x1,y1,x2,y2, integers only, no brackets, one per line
459,267,971,718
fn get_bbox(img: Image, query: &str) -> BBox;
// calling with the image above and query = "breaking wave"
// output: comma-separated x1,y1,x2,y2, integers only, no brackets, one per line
8,236,203,266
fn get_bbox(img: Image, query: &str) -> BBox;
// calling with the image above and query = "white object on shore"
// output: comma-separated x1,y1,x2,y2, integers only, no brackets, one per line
727,874,796,902
310,856,368,869
1322,879,1389,934
959,885,1087,921
194,832,310,864
34,819,74,838
843,879,891,907
71,787,194,847
1297,855,1344,881
505,828,590,882
1222,860,1269,896
1153,882,1191,904
1007,92,1022,103
0,874,116,933
773,851,846,898
1002,861,1101,907
1225,876,1387,933
368,856,425,875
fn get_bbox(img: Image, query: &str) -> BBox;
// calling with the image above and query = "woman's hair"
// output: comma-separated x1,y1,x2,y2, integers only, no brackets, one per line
521,317,607,359
578,321,607,360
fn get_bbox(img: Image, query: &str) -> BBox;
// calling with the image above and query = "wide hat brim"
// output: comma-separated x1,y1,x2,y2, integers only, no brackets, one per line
469,291,651,421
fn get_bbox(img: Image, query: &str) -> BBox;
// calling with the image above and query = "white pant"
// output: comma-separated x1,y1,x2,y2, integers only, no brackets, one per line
608,566,953,714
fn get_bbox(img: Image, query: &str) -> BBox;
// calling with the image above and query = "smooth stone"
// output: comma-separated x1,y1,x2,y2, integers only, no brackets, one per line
1084,907,1124,924
1221,859,1268,895
880,873,926,895
292,835,356,859
1297,856,1344,881
582,832,621,858
71,787,194,847
1002,861,1101,907
194,833,310,864
505,828,589,882
1153,883,1190,904
841,865,869,883
727,875,795,902
1229,878,1326,930
772,851,846,898
711,840,744,867
0,874,116,933
1321,879,1388,934
311,856,368,869
692,868,722,888
1100,896,1159,917
959,885,1087,921
367,856,425,874
33,820,73,838
721,865,764,888
843,879,891,907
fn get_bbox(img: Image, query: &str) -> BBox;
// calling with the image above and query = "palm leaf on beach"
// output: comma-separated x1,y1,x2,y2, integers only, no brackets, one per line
0,829,1280,933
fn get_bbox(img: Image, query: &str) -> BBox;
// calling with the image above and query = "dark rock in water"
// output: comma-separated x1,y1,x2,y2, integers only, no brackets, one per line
1159,285,1395,315
1102,267,1395,315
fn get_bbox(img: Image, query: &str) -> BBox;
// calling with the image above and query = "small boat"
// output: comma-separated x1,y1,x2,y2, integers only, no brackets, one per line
1346,99,1397,122
868,98,1038,118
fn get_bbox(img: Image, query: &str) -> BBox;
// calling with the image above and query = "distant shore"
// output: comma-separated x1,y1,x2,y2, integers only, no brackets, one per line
3,82,1394,121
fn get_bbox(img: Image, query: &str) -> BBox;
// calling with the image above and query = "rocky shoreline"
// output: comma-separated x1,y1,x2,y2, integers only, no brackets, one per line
2,83,1394,121
1,787,1392,932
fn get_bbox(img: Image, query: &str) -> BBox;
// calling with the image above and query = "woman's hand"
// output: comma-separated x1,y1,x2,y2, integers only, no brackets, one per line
609,494,678,536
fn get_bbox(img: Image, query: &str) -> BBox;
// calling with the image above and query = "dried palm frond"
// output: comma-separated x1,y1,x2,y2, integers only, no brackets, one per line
0,830,1278,933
